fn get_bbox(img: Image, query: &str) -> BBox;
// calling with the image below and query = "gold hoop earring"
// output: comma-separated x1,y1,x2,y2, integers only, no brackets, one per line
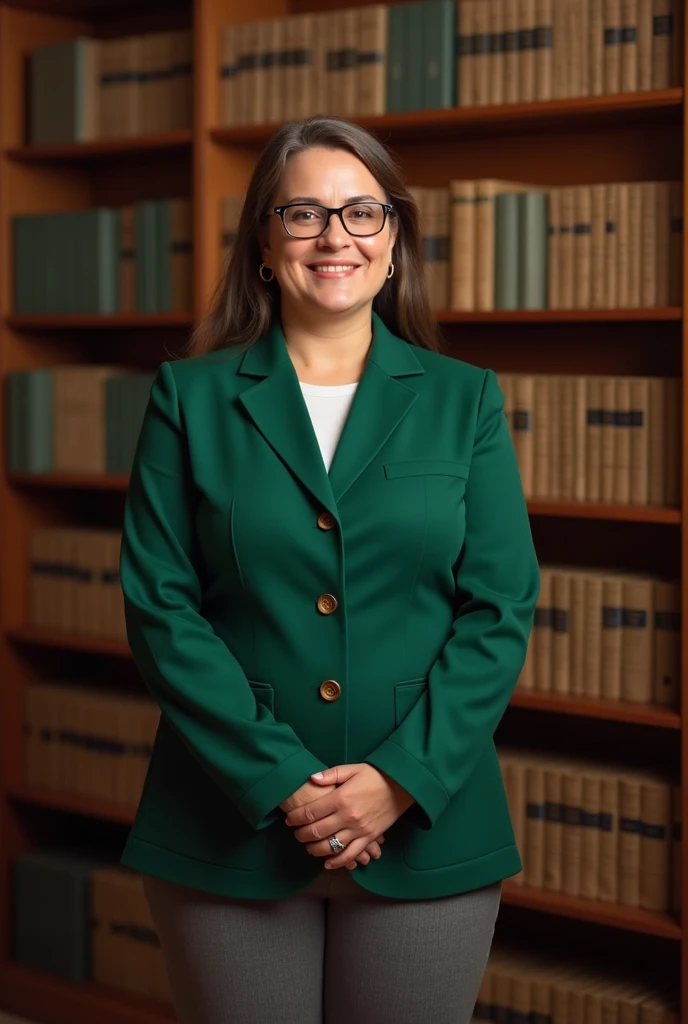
386,262,395,279
259,263,275,282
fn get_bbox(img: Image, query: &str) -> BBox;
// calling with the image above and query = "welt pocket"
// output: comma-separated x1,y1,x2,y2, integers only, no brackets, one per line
394,677,427,725
247,679,274,713
383,460,470,480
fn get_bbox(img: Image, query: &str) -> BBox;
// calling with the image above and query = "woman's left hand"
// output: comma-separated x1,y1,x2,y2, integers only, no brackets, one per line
283,763,415,869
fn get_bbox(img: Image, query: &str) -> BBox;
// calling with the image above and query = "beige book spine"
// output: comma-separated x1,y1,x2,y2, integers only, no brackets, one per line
525,758,547,888
600,375,617,502
548,373,561,498
589,0,606,93
570,570,587,695
662,377,681,507
640,181,658,307
450,180,477,310
543,765,563,890
535,0,553,98
341,8,358,116
357,4,387,116
552,571,572,694
652,0,672,88
504,0,521,100
533,374,551,496
604,0,622,91
266,18,285,125
629,376,650,504
671,784,682,914
579,0,591,91
627,181,643,307
648,377,666,503
598,768,619,901
534,566,553,692
282,16,298,121
559,187,576,308
652,579,681,706
548,188,561,308
519,0,537,101
506,753,528,884
616,182,630,307
621,0,639,89
156,33,173,134
475,179,498,311
458,1,475,108
490,0,506,103
586,376,603,500
558,376,575,499
574,375,588,501
294,14,315,119
97,38,116,138
613,376,631,504
562,767,584,896
590,184,607,307
605,182,619,307
619,771,643,906
574,186,592,308
513,374,535,495
601,573,624,700
637,0,654,85
581,769,602,899
250,19,271,125
621,575,655,702
552,0,569,96
567,0,584,95
655,180,671,307
640,777,672,910
474,0,492,104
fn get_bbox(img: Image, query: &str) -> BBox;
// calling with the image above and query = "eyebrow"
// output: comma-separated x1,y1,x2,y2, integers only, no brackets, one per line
282,194,383,205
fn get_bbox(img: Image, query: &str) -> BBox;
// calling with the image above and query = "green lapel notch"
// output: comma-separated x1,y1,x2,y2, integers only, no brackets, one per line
236,312,425,515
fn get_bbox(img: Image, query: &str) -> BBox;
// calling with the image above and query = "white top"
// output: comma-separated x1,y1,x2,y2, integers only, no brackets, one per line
298,380,359,473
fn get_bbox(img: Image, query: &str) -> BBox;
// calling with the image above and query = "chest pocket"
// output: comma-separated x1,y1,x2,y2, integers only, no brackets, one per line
383,460,470,480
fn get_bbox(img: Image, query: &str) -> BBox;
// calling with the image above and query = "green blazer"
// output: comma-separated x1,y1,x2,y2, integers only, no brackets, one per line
119,311,540,900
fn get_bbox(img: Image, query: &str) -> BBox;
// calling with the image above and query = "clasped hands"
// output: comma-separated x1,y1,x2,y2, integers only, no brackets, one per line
279,763,415,871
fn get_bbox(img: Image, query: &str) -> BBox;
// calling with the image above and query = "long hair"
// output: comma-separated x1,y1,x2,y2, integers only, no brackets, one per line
186,116,442,358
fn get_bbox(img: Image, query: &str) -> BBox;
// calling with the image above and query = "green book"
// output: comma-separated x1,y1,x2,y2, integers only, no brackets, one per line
422,1,457,110
24,370,54,473
406,3,425,111
518,191,549,310
135,201,159,312
494,192,520,310
156,200,172,313
386,3,406,112
12,215,34,313
29,38,98,145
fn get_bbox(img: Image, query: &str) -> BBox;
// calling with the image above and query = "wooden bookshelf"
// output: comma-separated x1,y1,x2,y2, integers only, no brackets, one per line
0,0,686,1022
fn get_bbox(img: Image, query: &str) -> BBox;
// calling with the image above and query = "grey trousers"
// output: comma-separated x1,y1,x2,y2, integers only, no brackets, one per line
142,865,502,1024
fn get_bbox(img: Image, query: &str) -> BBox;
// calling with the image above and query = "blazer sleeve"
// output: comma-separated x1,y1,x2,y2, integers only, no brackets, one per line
364,368,540,829
119,361,328,831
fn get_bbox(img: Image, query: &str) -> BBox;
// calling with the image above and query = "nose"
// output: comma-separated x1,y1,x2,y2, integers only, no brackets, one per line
319,210,349,247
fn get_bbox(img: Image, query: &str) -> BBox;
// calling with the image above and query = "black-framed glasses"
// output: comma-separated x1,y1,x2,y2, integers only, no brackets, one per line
269,201,394,239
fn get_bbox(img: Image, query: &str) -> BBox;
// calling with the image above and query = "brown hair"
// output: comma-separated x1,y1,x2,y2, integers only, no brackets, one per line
185,116,442,358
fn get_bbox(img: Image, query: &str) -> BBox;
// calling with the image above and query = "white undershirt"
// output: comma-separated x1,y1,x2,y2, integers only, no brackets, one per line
298,380,359,473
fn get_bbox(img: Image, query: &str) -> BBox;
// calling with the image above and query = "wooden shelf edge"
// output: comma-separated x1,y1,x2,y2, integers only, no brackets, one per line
526,500,681,523
7,784,135,824
5,130,193,162
436,307,682,322
7,474,131,490
6,313,193,329
510,689,681,728
6,626,131,657
501,881,682,939
210,88,684,144
0,962,174,1024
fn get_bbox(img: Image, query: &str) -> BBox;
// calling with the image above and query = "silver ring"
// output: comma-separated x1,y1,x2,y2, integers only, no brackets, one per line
329,834,346,853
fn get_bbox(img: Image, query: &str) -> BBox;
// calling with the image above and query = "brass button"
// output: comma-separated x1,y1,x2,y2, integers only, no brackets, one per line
317,511,337,530
317,594,338,615
320,680,341,701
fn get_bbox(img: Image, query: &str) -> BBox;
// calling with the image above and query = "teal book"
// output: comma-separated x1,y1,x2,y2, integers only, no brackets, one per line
494,192,520,310
423,1,457,109
135,201,159,312
406,3,425,111
25,370,54,473
386,3,406,112
94,208,120,313
156,200,172,313
12,216,34,313
29,38,95,145
518,191,549,309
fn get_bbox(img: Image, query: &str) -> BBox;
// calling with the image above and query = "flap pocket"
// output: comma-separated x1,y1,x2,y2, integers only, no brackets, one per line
394,678,427,725
384,460,470,480
248,680,275,713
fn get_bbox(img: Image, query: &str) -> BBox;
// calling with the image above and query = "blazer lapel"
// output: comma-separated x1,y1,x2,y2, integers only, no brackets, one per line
236,312,426,515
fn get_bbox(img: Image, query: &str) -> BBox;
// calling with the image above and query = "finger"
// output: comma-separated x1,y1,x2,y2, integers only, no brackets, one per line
356,850,371,865
285,794,340,829
293,813,349,844
378,835,385,843
311,765,360,786
345,861,357,870
365,841,381,859
325,836,369,870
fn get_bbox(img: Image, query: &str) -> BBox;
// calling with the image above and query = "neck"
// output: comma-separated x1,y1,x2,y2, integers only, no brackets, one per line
280,303,373,383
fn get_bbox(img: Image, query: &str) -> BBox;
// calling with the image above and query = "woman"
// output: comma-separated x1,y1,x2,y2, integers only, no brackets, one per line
119,115,540,1024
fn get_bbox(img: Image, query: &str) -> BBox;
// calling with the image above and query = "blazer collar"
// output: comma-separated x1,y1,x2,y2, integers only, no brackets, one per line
236,312,425,517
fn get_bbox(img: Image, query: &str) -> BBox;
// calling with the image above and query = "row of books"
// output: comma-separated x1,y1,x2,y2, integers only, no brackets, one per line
518,567,680,708
29,31,192,146
500,748,681,913
29,528,125,640
459,0,684,109
13,849,171,1001
417,179,682,313
6,368,155,477
25,681,158,807
497,373,682,507
474,942,678,1024
12,201,192,315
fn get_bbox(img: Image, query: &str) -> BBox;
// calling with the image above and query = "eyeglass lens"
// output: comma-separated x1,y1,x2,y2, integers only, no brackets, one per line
283,204,385,237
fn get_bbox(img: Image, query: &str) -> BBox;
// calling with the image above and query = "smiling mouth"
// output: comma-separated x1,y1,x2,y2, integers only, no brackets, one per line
307,264,360,275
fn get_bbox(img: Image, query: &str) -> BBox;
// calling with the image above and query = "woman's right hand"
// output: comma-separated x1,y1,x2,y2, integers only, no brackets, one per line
279,779,385,870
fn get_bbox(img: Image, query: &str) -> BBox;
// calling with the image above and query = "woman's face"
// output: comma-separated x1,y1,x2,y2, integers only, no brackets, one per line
261,146,397,320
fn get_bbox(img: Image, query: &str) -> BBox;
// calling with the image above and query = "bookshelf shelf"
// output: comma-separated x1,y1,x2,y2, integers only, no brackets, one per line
0,962,174,1024
501,881,682,939
210,88,684,146
510,690,681,728
527,500,681,523
7,473,131,490
435,308,683,323
7,784,136,825
5,129,193,163
6,625,131,657
6,313,193,329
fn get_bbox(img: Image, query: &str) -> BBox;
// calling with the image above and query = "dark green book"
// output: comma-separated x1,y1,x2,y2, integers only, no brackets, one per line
29,38,96,145
406,3,425,111
156,200,172,313
494,192,520,310
422,1,457,110
135,201,159,312
386,3,407,112
518,191,549,309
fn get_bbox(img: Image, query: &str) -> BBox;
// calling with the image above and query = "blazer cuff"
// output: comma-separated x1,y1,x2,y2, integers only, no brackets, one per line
365,740,450,830
237,748,330,830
